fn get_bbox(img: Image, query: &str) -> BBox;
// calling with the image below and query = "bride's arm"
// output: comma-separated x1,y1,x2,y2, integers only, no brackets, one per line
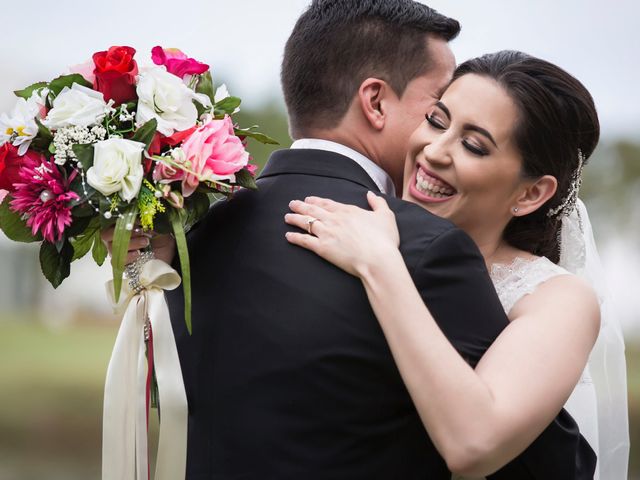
285,193,600,477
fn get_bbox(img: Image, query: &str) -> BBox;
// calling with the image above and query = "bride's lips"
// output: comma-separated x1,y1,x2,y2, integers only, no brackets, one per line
408,165,457,203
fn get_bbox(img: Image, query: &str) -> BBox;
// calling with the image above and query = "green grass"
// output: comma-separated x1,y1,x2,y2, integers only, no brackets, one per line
626,342,640,477
0,315,118,479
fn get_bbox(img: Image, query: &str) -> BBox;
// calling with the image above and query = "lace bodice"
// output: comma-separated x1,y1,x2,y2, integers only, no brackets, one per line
490,256,569,315
452,257,598,480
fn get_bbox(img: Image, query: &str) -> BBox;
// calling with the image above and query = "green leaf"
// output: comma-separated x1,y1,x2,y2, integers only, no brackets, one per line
195,72,215,117
72,203,96,218
0,196,42,243
111,206,138,303
214,96,241,116
72,143,95,171
234,127,279,145
183,192,211,233
69,173,97,208
151,211,172,235
48,74,92,98
30,118,54,152
39,240,73,288
92,230,108,266
70,217,100,261
130,118,158,150
233,168,257,190
64,215,93,238
195,72,215,104
170,209,192,334
14,81,48,100
71,233,94,260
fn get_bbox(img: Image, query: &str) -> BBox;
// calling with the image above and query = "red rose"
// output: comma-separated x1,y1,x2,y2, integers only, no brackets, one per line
93,46,138,106
0,148,5,178
147,127,198,156
0,144,31,192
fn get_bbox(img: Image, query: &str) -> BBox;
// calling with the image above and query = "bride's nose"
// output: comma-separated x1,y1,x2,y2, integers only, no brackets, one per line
422,136,453,168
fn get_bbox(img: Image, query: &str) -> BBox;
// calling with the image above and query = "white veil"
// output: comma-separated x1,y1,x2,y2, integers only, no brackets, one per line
559,198,630,479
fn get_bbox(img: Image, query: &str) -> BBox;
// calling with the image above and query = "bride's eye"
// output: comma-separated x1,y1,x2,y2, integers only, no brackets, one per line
425,113,446,130
462,139,488,157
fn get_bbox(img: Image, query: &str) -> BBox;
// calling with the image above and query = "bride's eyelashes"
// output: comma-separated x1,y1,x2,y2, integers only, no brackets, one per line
462,139,489,157
424,113,489,157
425,113,446,130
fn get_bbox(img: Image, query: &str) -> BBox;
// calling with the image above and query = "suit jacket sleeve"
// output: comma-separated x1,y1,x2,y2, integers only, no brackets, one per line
410,226,509,367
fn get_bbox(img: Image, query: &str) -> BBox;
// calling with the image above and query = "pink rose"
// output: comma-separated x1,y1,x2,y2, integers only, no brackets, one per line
69,59,96,84
161,185,184,209
151,46,209,79
180,115,249,197
153,159,186,184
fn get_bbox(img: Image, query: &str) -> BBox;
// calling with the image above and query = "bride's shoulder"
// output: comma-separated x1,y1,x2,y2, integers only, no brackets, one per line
512,257,600,332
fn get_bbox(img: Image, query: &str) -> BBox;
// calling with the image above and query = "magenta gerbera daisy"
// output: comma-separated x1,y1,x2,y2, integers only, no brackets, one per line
10,153,79,243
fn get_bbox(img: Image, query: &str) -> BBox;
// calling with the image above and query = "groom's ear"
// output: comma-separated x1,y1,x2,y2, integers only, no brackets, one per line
513,175,558,216
358,78,389,131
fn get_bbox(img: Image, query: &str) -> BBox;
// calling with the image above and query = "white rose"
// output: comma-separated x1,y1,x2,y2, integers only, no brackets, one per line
136,65,211,136
86,138,145,202
44,83,113,129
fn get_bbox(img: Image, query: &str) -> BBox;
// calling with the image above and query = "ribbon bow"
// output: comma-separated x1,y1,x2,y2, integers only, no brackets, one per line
103,255,187,480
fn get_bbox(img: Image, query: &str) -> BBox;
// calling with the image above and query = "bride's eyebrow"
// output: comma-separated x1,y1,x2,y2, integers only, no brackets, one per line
463,124,498,149
436,101,498,149
435,101,450,119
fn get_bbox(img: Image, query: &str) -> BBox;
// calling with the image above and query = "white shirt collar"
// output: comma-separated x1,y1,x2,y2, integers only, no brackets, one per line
290,138,396,196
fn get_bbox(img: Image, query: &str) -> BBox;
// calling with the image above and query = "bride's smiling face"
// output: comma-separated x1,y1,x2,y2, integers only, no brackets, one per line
403,73,527,239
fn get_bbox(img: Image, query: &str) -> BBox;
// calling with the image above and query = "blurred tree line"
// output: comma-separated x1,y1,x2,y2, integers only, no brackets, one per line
581,140,640,242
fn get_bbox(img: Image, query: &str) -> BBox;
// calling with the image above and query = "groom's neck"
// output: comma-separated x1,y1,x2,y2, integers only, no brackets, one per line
295,127,385,171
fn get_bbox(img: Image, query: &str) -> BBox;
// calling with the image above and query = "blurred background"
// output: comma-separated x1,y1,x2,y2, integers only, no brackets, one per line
0,0,638,478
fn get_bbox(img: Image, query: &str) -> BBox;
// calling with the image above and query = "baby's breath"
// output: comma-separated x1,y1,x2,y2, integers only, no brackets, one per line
52,125,107,165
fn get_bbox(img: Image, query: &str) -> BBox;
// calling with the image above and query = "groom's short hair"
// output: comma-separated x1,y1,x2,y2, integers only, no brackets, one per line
281,0,460,137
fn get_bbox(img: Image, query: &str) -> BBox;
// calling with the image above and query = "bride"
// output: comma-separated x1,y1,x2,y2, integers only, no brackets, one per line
285,50,629,478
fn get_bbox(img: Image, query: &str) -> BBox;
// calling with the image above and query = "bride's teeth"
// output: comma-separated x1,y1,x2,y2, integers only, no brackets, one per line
415,169,455,199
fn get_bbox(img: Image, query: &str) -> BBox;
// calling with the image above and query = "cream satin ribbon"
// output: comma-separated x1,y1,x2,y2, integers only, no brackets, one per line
102,259,187,480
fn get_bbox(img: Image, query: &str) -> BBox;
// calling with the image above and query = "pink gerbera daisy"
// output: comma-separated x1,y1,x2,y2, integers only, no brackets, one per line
10,153,79,243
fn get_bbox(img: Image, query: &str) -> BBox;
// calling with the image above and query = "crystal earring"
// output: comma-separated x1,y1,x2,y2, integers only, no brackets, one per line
512,207,519,214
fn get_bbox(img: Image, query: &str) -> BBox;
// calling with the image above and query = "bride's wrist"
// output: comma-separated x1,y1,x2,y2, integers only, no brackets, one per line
356,247,403,282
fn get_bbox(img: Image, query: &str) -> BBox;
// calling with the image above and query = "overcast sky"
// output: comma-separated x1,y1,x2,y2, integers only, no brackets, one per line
0,0,638,138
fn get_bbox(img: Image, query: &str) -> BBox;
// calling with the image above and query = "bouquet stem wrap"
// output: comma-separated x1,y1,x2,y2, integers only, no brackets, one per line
103,253,187,480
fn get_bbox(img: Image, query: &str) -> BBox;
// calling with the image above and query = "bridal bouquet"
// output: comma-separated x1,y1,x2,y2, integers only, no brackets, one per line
0,45,275,331
0,46,275,480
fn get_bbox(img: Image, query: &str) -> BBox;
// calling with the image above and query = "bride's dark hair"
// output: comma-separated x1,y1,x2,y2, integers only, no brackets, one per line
453,51,600,263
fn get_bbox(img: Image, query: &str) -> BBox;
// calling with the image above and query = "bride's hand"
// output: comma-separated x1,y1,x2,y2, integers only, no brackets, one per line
101,225,176,265
285,191,400,277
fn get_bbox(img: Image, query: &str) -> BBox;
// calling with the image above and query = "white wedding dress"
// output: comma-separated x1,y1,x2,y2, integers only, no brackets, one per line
491,256,601,480
452,200,628,479
453,255,600,480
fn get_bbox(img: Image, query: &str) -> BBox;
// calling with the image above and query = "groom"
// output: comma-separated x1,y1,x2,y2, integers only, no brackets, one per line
108,0,595,478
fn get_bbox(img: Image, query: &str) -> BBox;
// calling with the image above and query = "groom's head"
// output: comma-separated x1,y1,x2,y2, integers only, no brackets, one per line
281,0,459,192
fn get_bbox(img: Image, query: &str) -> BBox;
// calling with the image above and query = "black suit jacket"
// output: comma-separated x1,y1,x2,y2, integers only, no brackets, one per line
167,148,595,479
